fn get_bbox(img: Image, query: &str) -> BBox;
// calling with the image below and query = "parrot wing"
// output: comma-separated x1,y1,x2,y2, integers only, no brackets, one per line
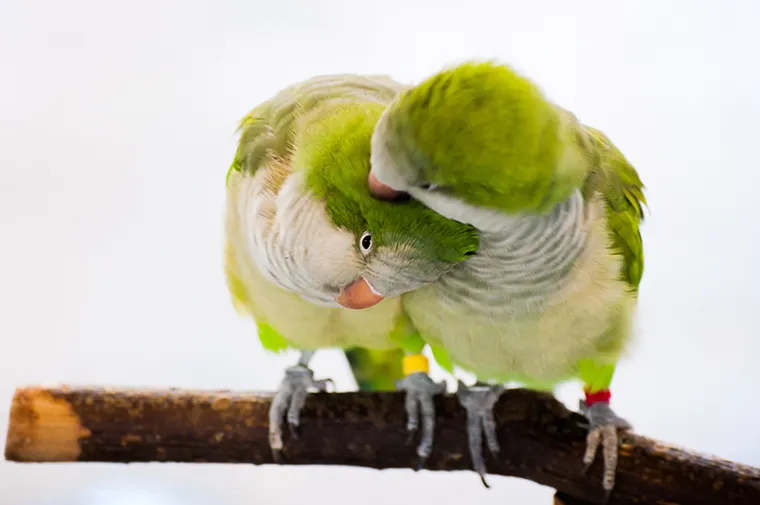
580,125,647,292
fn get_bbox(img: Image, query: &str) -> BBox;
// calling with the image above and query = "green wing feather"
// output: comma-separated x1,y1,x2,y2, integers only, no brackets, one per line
580,125,647,292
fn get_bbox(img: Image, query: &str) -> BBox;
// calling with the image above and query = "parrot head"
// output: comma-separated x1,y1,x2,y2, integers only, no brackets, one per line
366,61,590,229
288,100,480,310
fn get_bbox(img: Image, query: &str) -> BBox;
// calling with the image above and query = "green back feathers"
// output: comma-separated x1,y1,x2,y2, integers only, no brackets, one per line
580,126,647,292
382,61,588,213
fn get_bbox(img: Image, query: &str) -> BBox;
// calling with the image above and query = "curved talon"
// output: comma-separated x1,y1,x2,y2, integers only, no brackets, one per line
415,457,427,472
396,372,447,469
313,378,334,392
601,489,613,505
268,365,333,458
581,401,632,493
580,461,592,475
583,425,602,467
483,408,501,456
456,380,505,488
288,422,300,440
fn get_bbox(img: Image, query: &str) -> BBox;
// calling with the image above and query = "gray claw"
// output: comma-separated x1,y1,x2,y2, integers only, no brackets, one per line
288,422,300,440
414,454,428,473
578,400,632,493
396,372,447,468
406,428,418,446
456,380,505,488
581,460,592,475
602,489,612,505
268,365,332,459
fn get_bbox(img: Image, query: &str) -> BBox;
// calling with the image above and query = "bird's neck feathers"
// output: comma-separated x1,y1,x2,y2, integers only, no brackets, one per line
435,191,617,312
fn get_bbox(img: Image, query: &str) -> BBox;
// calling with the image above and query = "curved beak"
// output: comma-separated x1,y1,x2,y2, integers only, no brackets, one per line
337,277,385,309
368,171,409,201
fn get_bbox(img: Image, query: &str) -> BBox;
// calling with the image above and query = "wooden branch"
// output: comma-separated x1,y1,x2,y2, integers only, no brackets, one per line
553,492,604,505
5,386,760,505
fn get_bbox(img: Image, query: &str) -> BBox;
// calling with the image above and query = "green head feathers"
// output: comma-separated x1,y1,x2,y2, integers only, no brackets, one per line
373,61,590,214
226,75,481,305
295,100,480,264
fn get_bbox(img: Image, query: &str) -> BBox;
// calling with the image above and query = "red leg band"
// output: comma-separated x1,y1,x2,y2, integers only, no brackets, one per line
584,389,611,406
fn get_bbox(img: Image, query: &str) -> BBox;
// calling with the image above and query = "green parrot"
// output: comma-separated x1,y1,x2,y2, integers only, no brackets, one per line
223,74,479,462
364,61,646,495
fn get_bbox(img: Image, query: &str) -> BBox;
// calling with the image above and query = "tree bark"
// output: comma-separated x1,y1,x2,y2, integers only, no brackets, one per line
553,493,599,505
5,386,759,505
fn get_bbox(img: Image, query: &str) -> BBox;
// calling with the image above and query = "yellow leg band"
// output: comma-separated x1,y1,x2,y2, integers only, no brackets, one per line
402,354,429,376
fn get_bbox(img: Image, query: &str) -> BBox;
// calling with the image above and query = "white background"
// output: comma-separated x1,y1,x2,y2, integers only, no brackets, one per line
1,0,759,504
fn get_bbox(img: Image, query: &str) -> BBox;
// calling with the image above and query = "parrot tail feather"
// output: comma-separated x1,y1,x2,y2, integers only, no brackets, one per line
344,347,405,392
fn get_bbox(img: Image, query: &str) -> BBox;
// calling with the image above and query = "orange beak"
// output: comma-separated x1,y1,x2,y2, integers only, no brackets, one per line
368,171,408,201
337,277,385,309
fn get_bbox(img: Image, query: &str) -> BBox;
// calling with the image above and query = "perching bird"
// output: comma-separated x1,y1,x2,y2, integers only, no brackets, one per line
223,74,478,462
365,61,646,495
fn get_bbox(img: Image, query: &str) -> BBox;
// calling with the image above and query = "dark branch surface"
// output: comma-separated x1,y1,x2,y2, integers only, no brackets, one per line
553,492,604,505
6,386,760,505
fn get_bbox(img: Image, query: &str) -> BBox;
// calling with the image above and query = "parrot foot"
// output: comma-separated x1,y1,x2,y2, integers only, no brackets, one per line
269,364,333,462
578,398,632,498
456,380,505,488
395,372,447,470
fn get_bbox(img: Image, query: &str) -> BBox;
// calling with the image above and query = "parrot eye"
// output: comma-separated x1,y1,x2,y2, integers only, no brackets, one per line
359,232,373,254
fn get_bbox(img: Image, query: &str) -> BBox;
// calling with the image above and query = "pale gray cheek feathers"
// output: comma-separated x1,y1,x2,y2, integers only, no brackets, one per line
244,170,367,307
408,189,520,234
368,252,454,298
